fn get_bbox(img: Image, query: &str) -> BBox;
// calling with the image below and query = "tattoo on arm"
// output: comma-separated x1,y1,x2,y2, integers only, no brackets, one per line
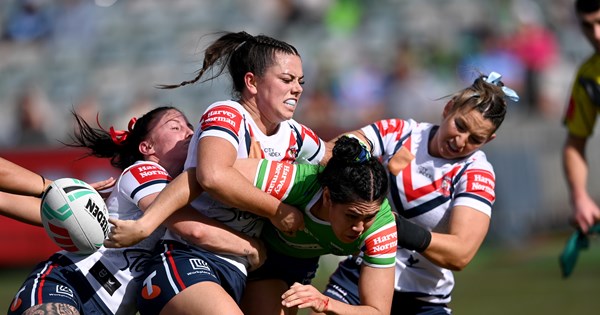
23,303,79,315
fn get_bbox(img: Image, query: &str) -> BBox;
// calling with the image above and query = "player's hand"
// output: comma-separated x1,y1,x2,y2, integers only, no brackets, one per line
572,194,600,233
247,237,267,272
281,282,330,313
270,203,304,235
89,177,116,199
103,217,149,248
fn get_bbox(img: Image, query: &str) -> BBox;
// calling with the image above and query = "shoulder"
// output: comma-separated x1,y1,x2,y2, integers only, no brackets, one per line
200,100,246,131
287,119,322,141
577,54,600,78
120,161,171,186
366,118,415,136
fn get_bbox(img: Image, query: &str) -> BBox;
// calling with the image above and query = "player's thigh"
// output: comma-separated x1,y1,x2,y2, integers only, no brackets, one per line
160,281,243,315
23,303,79,315
241,279,291,315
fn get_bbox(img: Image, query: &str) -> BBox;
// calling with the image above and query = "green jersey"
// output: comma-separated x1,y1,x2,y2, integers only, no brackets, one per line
254,160,397,268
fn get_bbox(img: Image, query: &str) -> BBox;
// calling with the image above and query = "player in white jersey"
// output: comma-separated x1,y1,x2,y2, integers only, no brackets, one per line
319,72,519,314
7,107,264,315
104,31,326,315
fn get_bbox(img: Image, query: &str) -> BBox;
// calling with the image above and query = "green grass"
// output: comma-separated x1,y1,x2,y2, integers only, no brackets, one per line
2,232,599,314
450,233,600,315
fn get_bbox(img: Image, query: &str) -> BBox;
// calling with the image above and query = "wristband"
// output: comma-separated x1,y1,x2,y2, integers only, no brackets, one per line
395,213,431,252
39,174,46,198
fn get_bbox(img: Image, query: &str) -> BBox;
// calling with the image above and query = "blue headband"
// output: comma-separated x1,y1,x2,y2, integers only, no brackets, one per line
344,134,371,163
484,72,520,102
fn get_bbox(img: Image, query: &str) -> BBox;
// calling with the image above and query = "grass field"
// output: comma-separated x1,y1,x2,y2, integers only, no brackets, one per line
1,231,599,314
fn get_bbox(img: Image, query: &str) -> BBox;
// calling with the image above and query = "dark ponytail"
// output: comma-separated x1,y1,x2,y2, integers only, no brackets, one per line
66,106,178,170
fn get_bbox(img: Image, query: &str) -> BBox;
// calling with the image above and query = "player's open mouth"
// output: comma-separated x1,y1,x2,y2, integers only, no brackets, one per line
284,99,297,107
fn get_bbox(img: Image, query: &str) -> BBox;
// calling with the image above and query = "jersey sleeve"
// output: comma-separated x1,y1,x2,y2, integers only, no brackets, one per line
253,160,322,206
289,121,326,164
361,200,397,268
563,57,600,138
198,103,245,149
452,157,495,217
361,118,412,157
119,163,171,205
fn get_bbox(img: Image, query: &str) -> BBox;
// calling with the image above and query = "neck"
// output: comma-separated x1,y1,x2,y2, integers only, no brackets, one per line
239,99,278,135
310,195,329,221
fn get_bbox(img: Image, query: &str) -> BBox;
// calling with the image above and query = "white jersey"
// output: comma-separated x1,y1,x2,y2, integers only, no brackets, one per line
362,119,495,304
163,100,326,269
61,161,168,314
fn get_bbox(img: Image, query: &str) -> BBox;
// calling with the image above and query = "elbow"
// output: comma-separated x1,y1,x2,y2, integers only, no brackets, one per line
445,256,472,271
179,225,207,246
195,168,221,192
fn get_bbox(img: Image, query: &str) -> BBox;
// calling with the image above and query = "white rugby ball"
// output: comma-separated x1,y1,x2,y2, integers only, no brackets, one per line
40,178,109,254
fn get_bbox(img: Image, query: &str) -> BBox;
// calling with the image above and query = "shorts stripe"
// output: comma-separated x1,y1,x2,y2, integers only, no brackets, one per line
31,261,53,306
162,243,186,294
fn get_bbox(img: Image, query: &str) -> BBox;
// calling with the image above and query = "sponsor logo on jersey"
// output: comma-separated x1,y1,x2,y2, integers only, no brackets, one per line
189,258,211,272
364,223,397,256
264,147,282,158
90,260,121,295
465,170,495,202
265,162,293,200
200,105,242,132
9,287,25,312
55,285,74,297
439,175,452,197
131,164,170,184
284,133,299,161
141,270,161,300
406,254,420,267
403,153,463,202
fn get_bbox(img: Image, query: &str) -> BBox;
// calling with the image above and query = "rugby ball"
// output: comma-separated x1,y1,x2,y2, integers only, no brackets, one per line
40,178,109,254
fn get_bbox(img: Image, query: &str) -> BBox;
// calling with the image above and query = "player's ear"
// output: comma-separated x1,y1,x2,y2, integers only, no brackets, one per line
139,140,154,155
244,72,257,95
485,133,496,144
442,100,453,118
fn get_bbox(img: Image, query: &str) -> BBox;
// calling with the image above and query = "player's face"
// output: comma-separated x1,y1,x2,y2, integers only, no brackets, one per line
147,109,194,173
578,9,600,54
430,106,496,160
254,52,304,126
328,198,380,243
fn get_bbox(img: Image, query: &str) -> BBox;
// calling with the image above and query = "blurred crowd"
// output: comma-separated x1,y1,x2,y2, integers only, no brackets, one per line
0,0,590,243
0,0,584,147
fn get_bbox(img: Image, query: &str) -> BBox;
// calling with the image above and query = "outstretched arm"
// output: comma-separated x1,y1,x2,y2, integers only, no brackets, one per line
563,134,600,233
0,157,50,197
0,192,42,226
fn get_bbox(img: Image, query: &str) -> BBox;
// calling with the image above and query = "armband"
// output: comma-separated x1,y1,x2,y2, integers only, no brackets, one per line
395,213,431,252
39,174,46,198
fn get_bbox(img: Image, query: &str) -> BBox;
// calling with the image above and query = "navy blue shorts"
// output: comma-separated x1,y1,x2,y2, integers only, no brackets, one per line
7,253,112,315
323,256,451,314
136,240,247,315
247,244,319,287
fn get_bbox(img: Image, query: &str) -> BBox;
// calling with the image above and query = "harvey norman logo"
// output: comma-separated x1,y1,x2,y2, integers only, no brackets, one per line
266,162,292,198
203,109,238,128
